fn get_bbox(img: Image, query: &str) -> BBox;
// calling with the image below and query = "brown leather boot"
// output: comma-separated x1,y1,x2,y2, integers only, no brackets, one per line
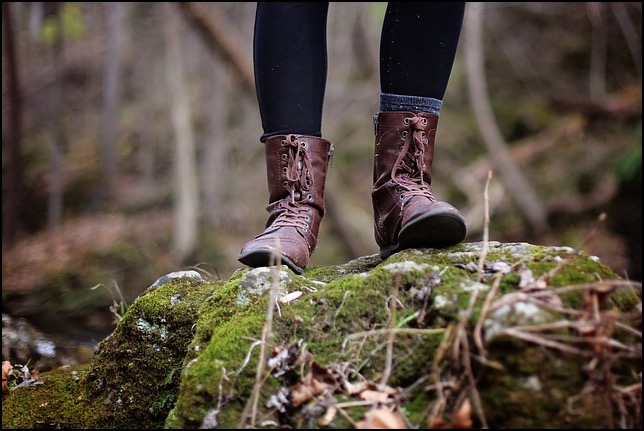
238,134,334,274
372,111,467,259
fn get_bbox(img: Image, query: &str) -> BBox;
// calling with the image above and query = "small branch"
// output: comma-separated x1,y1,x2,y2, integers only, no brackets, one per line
464,5,548,234
344,327,446,342
238,247,281,428
477,170,493,282
473,272,502,358
380,274,401,386
176,2,255,98
497,328,591,356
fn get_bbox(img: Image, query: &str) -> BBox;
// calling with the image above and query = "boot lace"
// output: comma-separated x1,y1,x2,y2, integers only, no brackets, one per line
390,115,434,202
273,135,315,232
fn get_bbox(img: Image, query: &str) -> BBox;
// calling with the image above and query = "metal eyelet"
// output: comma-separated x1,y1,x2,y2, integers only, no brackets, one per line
283,181,288,187
281,140,287,146
301,142,307,148
307,194,313,201
281,154,287,160
421,118,428,125
401,131,408,139
403,117,410,125
282,167,287,174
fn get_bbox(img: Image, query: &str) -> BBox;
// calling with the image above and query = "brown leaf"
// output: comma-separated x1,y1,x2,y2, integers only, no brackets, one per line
428,399,473,429
290,374,331,407
317,405,337,427
428,417,447,429
356,407,407,429
311,361,337,385
290,362,336,407
344,380,369,395
2,361,13,393
451,399,473,429
360,389,390,404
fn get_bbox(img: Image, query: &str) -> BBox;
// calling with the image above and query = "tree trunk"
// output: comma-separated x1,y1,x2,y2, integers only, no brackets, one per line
164,3,199,263
201,60,230,227
100,2,127,207
47,8,65,231
464,4,548,235
1,2,25,247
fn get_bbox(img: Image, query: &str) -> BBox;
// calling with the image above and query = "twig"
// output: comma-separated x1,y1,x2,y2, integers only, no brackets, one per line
497,328,591,356
176,2,255,97
421,328,455,427
458,284,488,428
332,290,351,331
613,321,643,339
238,243,281,428
477,170,493,283
234,340,262,377
473,272,502,358
336,404,359,427
580,212,607,251
344,327,446,341
381,273,401,386
192,261,221,280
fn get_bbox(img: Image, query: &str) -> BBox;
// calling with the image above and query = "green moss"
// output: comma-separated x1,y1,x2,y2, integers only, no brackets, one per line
609,285,641,311
168,256,464,428
1,366,107,429
6,242,640,429
479,341,614,428
77,276,214,428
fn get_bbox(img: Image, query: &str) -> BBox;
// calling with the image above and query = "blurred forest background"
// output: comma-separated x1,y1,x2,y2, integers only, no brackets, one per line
2,2,642,343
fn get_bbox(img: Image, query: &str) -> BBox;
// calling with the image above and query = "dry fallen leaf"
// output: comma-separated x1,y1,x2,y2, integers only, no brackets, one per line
290,362,337,407
360,389,390,404
2,361,13,393
317,405,338,427
451,398,473,429
356,407,407,429
428,398,473,429
290,373,331,407
344,380,369,395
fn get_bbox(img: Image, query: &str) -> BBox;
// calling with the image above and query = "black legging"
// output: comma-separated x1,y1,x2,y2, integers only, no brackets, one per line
254,2,466,141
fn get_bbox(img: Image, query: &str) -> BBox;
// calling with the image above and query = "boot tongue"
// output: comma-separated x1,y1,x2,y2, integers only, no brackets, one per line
391,120,427,185
285,137,314,195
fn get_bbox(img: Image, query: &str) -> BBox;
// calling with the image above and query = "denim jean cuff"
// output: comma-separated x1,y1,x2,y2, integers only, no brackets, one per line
379,93,442,115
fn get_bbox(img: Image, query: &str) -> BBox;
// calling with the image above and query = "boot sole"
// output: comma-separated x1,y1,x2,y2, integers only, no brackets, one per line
238,250,304,275
380,210,467,260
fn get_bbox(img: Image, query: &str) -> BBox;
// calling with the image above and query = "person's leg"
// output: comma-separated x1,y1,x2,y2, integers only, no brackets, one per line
239,2,334,274
253,2,329,141
372,2,467,259
379,2,465,102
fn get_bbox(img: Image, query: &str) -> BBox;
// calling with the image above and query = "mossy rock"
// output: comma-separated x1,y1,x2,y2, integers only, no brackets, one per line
2,242,641,429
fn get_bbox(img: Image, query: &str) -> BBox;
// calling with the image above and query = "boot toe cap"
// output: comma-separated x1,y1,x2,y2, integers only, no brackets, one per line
238,237,309,274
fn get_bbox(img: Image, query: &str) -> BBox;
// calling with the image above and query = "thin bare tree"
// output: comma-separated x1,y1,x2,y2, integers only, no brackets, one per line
464,3,548,235
2,2,25,247
100,2,127,207
47,5,64,230
164,3,199,262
